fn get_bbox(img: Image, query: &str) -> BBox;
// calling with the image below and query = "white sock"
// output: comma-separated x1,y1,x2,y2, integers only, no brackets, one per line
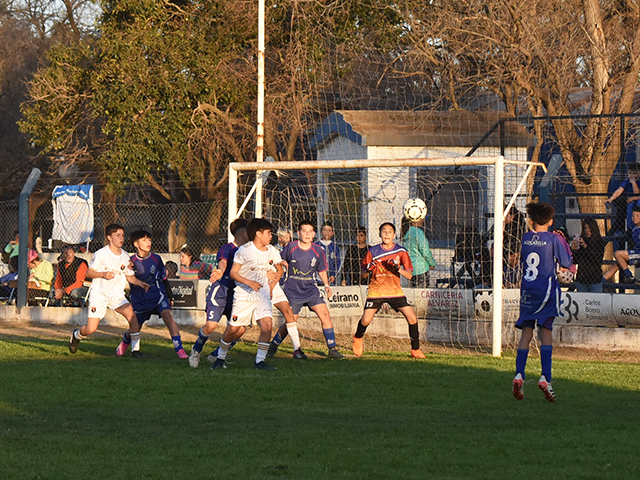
218,340,231,360
130,332,141,352
285,322,301,351
74,329,85,340
256,342,269,363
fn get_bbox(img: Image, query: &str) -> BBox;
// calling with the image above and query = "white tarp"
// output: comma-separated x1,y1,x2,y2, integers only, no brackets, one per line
52,185,94,245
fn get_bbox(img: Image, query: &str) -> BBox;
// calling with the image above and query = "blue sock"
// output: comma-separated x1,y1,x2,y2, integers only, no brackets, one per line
540,345,553,381
171,335,184,352
323,328,337,349
272,331,285,346
193,328,209,354
515,349,529,378
122,331,131,345
624,268,633,277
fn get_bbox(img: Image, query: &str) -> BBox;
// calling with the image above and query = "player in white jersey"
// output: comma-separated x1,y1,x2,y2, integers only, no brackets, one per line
68,224,150,357
210,218,285,370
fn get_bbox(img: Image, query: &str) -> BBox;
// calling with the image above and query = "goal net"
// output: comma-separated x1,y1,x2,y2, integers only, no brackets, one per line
229,156,543,356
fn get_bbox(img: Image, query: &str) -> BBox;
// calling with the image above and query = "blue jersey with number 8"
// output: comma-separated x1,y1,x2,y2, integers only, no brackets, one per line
519,231,573,321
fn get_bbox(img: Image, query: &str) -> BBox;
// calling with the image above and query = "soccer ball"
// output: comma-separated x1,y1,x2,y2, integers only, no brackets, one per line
557,267,575,284
403,198,428,222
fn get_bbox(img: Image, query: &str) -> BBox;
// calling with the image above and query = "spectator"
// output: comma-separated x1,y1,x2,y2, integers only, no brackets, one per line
341,226,370,286
179,247,213,280
276,228,292,252
3,231,19,262
27,249,53,304
316,221,341,285
54,245,89,305
401,217,436,288
603,206,640,284
165,261,178,279
0,256,18,299
605,164,640,233
503,251,522,288
504,205,527,258
570,218,606,293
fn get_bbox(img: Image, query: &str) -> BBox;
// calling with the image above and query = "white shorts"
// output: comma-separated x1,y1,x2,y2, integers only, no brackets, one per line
271,283,288,305
88,295,130,319
230,285,277,327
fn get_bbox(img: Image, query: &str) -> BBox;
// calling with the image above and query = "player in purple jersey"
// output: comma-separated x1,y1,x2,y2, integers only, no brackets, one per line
267,220,345,359
603,207,640,285
513,203,573,403
188,219,249,368
118,230,187,359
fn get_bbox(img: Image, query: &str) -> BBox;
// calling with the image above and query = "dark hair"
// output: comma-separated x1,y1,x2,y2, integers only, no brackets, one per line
633,206,640,214
9,256,18,272
165,261,177,271
247,218,273,241
526,202,555,227
379,222,396,234
357,226,366,235
322,221,333,228
181,246,198,262
582,218,602,241
229,218,248,236
298,219,314,230
130,230,152,244
105,223,125,237
629,164,640,172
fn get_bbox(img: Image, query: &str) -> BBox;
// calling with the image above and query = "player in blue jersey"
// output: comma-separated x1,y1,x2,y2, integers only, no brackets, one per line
188,218,249,368
603,207,640,285
267,220,345,359
117,230,188,359
512,203,573,403
316,221,341,285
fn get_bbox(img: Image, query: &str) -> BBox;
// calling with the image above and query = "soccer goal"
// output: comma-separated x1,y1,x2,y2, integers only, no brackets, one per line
228,156,545,356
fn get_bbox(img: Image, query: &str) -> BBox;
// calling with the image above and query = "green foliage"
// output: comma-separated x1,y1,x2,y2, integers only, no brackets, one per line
1,333,640,479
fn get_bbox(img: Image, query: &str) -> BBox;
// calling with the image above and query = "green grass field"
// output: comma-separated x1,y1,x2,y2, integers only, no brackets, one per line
1,331,639,480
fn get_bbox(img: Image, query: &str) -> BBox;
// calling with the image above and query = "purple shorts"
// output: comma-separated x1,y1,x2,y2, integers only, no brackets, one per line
515,316,555,331
286,288,325,315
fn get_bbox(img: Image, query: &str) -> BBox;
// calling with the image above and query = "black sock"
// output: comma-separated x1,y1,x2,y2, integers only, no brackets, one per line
355,320,368,338
408,323,420,350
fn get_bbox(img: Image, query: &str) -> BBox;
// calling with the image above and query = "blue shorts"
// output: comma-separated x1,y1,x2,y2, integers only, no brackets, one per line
205,283,233,324
286,289,325,315
628,250,640,265
515,316,555,331
135,297,171,324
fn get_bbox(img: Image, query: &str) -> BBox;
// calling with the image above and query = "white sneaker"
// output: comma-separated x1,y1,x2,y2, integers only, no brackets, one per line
188,348,201,368
207,350,218,364
512,373,524,400
538,375,556,403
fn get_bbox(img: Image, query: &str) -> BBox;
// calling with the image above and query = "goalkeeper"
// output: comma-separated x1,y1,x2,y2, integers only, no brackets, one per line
352,222,426,359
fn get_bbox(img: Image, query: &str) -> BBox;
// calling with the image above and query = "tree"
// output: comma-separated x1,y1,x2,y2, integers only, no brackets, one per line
401,0,640,215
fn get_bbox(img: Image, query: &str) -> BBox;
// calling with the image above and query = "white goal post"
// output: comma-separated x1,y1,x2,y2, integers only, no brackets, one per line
228,156,545,356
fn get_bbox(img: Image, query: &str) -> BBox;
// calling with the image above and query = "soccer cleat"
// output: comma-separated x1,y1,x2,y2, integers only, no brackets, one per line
189,348,201,368
254,361,277,371
266,342,279,359
207,349,218,363
328,348,345,359
131,351,143,359
210,358,227,370
293,349,308,360
512,373,525,400
176,348,188,359
352,336,364,357
410,349,426,359
116,340,130,357
69,330,80,354
621,275,636,284
538,375,556,403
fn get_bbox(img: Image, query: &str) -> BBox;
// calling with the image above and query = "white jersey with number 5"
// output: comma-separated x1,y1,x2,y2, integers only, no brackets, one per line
519,231,573,320
89,245,134,302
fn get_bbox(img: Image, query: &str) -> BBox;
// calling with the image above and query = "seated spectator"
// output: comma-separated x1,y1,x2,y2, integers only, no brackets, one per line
165,260,178,279
552,226,577,287
571,218,606,293
341,226,370,286
3,231,19,263
504,206,527,259
605,165,640,233
54,245,89,305
0,256,18,299
503,251,522,288
27,249,53,305
179,247,213,280
603,206,640,284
